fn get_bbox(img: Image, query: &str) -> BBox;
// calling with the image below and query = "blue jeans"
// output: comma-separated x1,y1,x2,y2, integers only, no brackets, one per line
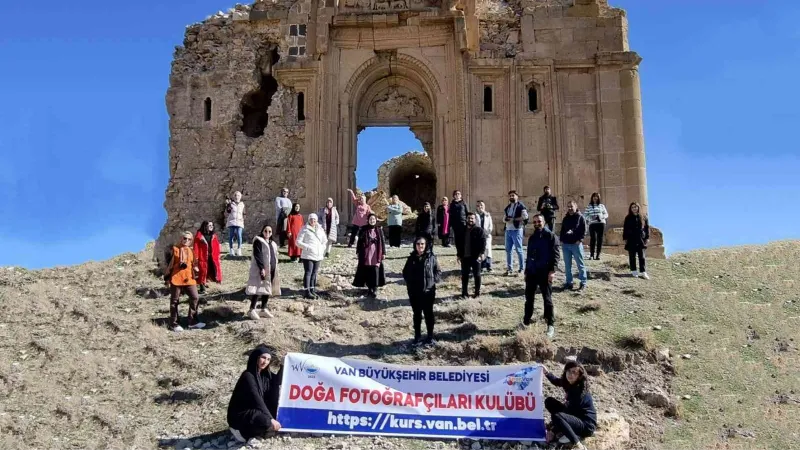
505,229,524,271
228,226,243,250
562,243,587,285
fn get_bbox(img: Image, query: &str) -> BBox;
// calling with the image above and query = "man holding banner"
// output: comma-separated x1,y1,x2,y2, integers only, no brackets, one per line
276,353,547,442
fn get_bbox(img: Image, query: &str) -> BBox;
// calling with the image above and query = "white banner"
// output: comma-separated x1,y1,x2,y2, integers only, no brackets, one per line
276,352,545,441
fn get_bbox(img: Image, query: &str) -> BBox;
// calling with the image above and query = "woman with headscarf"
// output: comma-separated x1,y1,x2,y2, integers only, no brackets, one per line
286,203,304,262
163,232,206,332
245,225,281,321
227,346,283,443
415,202,436,252
296,213,328,299
436,197,451,247
317,198,340,258
353,214,386,298
193,221,222,294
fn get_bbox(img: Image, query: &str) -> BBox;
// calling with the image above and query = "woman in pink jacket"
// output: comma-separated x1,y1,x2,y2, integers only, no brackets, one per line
346,188,372,248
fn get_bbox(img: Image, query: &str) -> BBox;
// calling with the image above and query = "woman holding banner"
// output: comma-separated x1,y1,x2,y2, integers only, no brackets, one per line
402,235,441,346
542,361,596,449
227,346,283,442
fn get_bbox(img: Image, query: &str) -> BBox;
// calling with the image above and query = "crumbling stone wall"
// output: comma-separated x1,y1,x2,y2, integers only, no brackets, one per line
375,152,436,212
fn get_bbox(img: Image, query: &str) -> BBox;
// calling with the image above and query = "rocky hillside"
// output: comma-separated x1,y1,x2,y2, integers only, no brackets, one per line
0,240,798,450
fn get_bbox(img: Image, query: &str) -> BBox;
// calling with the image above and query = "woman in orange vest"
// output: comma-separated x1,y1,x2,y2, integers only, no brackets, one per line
164,232,206,332
286,203,304,262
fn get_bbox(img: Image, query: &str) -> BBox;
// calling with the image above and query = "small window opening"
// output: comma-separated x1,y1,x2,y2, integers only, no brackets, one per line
290,25,298,36
241,75,279,138
289,47,299,56
297,92,305,121
299,24,307,36
483,85,493,113
204,97,212,121
528,86,538,112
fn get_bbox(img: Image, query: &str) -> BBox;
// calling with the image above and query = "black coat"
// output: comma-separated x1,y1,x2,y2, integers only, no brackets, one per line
559,213,586,245
415,211,436,237
525,227,560,274
463,225,487,259
623,214,650,251
537,195,559,219
402,249,441,296
448,200,469,228
545,372,597,431
227,347,282,430
435,205,449,238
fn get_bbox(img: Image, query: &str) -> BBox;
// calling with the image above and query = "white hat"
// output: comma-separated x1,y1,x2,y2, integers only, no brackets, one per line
308,213,318,221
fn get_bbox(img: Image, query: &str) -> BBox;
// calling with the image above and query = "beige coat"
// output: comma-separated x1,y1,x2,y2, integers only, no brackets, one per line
246,237,281,296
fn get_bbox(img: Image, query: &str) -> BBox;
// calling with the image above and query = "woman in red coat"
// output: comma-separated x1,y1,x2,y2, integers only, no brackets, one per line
286,204,304,262
194,221,223,293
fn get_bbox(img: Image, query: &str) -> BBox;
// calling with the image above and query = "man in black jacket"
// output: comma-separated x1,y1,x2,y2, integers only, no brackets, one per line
560,200,587,291
536,186,560,233
460,212,487,298
522,214,561,338
448,190,469,258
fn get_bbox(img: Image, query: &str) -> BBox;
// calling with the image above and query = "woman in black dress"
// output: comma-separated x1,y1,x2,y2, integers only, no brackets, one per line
227,346,283,442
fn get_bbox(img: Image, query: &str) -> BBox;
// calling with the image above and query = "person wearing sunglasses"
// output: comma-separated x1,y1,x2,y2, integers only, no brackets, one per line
402,236,442,346
163,232,205,332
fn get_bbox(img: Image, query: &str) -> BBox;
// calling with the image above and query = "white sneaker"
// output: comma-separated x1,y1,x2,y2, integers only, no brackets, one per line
171,325,184,332
546,325,555,339
229,249,235,257
188,322,205,329
631,271,639,278
260,308,274,318
229,428,246,443
236,248,242,257
558,435,571,444
640,272,650,280
575,442,587,450
248,309,261,321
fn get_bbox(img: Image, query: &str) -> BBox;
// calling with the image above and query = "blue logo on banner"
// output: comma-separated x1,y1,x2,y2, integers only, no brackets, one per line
504,367,536,391
291,357,321,378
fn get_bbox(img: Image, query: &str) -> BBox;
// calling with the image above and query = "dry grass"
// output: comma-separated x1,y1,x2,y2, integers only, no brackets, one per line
615,330,656,352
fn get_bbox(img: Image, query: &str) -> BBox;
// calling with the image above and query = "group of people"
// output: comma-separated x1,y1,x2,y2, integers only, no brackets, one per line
160,186,651,449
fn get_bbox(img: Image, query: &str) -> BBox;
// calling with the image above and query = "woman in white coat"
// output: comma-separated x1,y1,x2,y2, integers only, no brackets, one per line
245,225,281,321
317,198,340,258
476,201,494,272
296,213,329,299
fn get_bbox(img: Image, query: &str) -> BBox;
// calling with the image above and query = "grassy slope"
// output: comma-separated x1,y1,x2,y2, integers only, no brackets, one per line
0,240,797,449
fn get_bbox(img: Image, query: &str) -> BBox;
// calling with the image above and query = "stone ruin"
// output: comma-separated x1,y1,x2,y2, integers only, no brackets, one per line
156,0,665,261
376,151,436,213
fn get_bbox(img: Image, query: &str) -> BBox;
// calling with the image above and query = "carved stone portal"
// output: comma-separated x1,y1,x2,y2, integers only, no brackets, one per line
370,88,425,119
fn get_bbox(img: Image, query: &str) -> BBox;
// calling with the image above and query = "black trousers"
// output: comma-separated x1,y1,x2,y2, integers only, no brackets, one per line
409,289,435,339
388,225,402,247
545,397,593,445
524,271,554,326
364,266,379,293
460,257,481,296
629,248,646,272
249,295,270,310
232,387,280,439
544,216,556,234
347,225,360,247
302,259,320,290
439,233,450,247
589,223,605,257
452,224,466,257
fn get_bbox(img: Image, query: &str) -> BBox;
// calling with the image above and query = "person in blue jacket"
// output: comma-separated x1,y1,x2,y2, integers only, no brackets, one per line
542,361,597,449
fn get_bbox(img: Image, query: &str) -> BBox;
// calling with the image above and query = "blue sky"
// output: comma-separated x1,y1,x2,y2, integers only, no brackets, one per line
1,0,798,268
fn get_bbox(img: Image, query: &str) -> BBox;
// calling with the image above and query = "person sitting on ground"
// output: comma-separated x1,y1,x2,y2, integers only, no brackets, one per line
225,191,245,257
436,197,451,247
623,201,651,280
402,236,441,346
387,194,404,248
541,361,596,450
245,225,281,320
346,188,372,248
193,221,222,294
286,203,304,262
163,232,205,332
296,213,328,299
353,213,386,298
415,202,436,252
227,346,283,443
317,198,339,258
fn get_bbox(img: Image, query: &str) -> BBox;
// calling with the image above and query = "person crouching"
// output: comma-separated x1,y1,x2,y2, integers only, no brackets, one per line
245,225,281,320
402,236,442,346
541,361,596,450
227,346,282,443
163,232,205,332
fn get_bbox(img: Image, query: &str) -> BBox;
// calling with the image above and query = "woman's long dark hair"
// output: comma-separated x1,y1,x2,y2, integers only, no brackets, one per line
560,360,589,394
627,202,647,220
258,224,273,241
290,203,301,215
589,193,601,206
198,220,214,235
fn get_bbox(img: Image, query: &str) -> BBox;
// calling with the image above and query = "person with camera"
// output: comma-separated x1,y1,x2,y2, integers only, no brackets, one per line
275,188,293,248
225,191,246,257
584,192,609,260
536,186,560,233
163,232,206,332
504,190,529,276
560,200,588,291
520,214,560,338
623,202,651,279
245,225,281,320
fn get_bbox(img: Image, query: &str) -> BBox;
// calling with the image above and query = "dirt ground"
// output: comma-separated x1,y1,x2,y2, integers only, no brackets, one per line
0,238,798,450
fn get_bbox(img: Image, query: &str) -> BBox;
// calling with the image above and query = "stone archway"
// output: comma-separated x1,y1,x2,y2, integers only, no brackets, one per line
377,151,436,212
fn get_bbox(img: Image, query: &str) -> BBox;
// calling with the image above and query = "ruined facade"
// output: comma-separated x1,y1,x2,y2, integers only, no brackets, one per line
157,0,664,259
